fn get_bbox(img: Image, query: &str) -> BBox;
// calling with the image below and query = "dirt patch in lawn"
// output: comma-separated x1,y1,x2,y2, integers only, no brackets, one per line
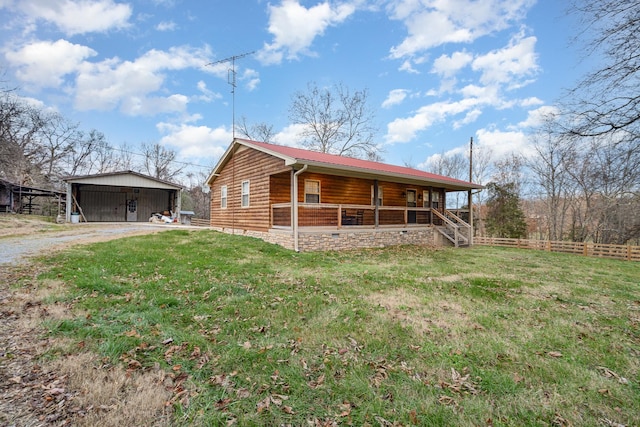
367,288,471,335
0,218,184,426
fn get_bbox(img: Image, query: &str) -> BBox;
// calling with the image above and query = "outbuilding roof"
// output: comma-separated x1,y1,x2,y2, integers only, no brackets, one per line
209,138,483,192
62,170,183,190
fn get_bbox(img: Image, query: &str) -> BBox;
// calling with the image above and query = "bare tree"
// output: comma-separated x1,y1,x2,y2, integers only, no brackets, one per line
140,142,184,182
526,116,576,240
289,82,381,160
0,92,47,185
35,112,82,182
236,116,275,142
184,170,211,219
566,134,640,243
115,143,136,171
425,152,468,207
65,130,118,176
492,154,525,196
564,0,640,141
426,152,467,180
470,145,493,236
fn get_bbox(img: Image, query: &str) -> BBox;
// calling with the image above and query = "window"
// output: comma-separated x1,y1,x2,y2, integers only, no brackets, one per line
423,190,429,208
432,190,441,209
220,185,227,208
304,180,320,203
371,185,383,206
241,180,250,207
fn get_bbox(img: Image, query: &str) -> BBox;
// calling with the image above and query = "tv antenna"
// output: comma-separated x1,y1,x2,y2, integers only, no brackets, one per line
206,51,255,138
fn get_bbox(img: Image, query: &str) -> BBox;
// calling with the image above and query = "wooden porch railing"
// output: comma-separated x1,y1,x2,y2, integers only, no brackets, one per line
431,209,471,247
271,203,434,229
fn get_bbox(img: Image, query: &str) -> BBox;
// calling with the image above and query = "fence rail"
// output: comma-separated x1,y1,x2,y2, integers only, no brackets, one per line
189,218,210,227
475,237,640,262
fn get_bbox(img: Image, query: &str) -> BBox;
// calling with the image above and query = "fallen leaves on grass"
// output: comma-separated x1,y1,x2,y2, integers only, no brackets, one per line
308,373,325,389
597,366,629,384
438,395,458,406
256,394,292,414
439,367,479,395
552,412,571,426
369,360,390,388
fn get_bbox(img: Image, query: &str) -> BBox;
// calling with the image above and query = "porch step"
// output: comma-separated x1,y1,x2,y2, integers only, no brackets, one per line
436,226,469,247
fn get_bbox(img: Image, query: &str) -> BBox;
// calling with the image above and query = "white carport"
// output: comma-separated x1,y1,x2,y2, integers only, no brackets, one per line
63,171,183,223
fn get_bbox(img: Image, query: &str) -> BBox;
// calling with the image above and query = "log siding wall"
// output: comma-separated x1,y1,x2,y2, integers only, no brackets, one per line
209,147,287,231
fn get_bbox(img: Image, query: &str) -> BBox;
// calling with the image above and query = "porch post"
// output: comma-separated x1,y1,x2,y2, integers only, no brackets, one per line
373,179,379,228
428,187,433,225
293,164,308,252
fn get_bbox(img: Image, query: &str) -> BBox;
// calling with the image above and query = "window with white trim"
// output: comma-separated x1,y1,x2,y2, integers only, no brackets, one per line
304,179,320,203
423,190,429,208
371,185,383,206
221,185,228,208
241,180,250,207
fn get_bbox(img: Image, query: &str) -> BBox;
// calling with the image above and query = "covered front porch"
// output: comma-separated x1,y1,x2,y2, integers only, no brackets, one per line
271,202,472,247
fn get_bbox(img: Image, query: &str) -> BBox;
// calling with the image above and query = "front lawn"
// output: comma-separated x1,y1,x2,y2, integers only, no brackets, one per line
38,230,639,426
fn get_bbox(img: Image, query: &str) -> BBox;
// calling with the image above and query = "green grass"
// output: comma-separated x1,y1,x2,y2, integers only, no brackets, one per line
36,230,639,426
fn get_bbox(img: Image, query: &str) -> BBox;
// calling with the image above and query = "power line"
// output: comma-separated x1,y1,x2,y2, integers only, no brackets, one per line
108,146,212,169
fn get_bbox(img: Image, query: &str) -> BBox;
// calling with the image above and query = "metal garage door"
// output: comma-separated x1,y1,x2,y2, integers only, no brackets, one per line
81,188,126,221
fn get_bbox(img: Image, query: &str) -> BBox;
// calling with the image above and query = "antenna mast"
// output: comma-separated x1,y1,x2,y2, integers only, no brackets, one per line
206,51,255,139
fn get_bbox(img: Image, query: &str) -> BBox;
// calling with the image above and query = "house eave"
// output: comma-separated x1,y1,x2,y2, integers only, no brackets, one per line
288,161,483,192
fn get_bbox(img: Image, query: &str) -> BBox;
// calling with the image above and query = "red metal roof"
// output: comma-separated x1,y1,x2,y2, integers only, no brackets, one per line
238,139,482,189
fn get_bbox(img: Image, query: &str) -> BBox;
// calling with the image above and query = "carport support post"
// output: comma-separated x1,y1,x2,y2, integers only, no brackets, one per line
65,183,73,222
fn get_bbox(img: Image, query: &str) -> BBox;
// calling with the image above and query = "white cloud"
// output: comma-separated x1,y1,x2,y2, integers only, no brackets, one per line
453,108,482,129
120,94,189,116
431,50,473,77
156,21,177,31
472,32,538,87
5,39,96,88
195,81,222,103
517,105,560,128
520,97,544,107
242,69,260,91
157,121,231,159
15,0,132,35
272,123,307,147
74,45,212,115
382,89,409,108
476,127,532,159
258,0,356,64
388,0,535,59
385,98,480,143
398,59,419,74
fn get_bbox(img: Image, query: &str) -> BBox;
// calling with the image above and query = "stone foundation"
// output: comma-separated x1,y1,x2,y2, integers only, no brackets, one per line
210,226,436,252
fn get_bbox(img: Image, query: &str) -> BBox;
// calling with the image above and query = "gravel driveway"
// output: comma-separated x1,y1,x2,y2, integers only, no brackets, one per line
0,222,187,266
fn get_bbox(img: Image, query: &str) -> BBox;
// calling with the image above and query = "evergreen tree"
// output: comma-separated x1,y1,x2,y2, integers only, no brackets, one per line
485,182,528,238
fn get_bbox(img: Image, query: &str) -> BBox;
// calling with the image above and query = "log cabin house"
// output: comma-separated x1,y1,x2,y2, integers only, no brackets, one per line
207,138,483,252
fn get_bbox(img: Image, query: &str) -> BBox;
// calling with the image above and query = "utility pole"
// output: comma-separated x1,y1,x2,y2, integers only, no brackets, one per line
206,51,255,138
468,136,474,245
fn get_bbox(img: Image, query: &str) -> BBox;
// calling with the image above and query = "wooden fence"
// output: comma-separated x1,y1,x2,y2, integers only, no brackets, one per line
189,218,210,227
474,237,640,262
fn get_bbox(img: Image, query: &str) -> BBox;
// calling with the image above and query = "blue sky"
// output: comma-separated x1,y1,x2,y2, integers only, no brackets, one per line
1,0,586,179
